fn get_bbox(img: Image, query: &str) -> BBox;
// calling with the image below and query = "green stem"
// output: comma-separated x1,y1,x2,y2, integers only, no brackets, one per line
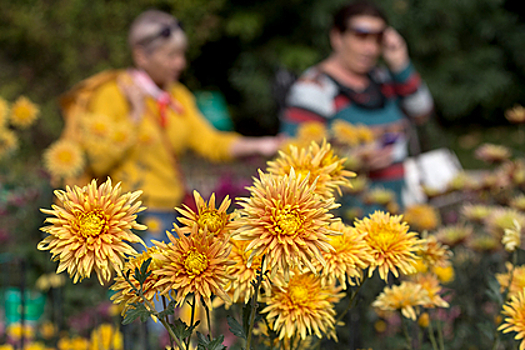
143,298,184,350
203,299,212,339
162,296,174,350
436,319,445,350
427,320,439,350
336,273,369,325
401,315,414,350
185,298,196,350
246,255,267,350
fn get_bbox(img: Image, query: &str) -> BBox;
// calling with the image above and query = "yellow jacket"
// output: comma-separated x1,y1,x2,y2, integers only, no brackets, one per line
79,74,240,210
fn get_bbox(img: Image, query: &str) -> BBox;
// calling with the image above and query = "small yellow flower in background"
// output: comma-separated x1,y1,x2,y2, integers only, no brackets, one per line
505,104,525,124
0,96,9,126
89,323,123,350
418,312,430,328
38,178,146,284
0,344,14,350
110,245,165,316
502,219,522,252
142,216,163,237
23,342,46,350
411,273,449,308
331,120,359,147
498,289,525,350
0,127,19,160
432,265,455,284
355,124,376,144
110,122,136,153
468,235,500,252
35,272,66,291
435,224,473,247
421,185,443,198
262,270,344,340
266,140,355,199
486,208,525,239
253,321,314,350
345,175,369,194
403,204,440,232
39,321,57,340
7,323,35,340
417,234,453,269
511,195,525,212
9,96,40,129
79,113,116,156
354,211,420,281
496,262,525,299
58,336,89,350
176,191,236,239
296,121,327,143
372,281,431,321
234,168,339,278
475,143,512,163
363,187,396,206
43,139,85,181
461,204,495,223
448,172,480,192
513,160,525,186
374,320,387,333
314,221,373,289
224,239,264,305
153,227,234,307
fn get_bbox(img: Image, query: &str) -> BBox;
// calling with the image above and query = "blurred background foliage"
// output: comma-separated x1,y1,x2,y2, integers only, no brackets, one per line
1,0,525,142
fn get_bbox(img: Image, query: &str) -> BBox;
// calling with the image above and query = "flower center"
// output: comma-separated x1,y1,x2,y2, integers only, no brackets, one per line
78,210,107,237
58,150,73,163
184,248,209,277
198,210,224,233
273,208,303,237
368,226,398,251
289,284,310,305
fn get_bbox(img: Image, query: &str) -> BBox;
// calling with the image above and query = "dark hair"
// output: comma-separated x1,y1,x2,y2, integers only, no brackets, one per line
333,1,388,33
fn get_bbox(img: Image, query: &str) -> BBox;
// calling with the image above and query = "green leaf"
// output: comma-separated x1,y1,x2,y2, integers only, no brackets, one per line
227,315,246,340
485,276,503,304
158,299,177,319
171,318,200,340
122,303,151,325
196,332,226,350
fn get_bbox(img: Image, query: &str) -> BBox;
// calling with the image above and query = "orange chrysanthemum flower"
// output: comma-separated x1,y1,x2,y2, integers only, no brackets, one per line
354,211,420,281
38,178,146,284
43,139,85,180
331,120,359,147
499,289,525,350
296,121,328,144
417,234,453,269
372,281,431,321
411,273,449,309
261,270,344,340
314,221,373,289
110,246,166,316
176,191,236,239
496,262,525,299
403,204,440,232
153,228,235,307
234,169,340,277
224,239,264,305
266,140,355,199
9,96,40,129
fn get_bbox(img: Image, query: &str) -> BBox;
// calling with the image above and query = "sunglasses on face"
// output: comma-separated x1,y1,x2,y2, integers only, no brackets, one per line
347,27,385,43
137,21,184,46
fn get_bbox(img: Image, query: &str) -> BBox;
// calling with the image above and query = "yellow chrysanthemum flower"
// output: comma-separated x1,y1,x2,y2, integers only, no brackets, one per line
110,245,165,315
43,139,85,180
153,228,234,307
345,175,369,194
261,270,344,340
233,169,340,277
9,96,40,129
496,262,525,299
487,208,525,239
79,113,116,156
0,127,19,159
506,105,525,124
475,143,512,163
468,235,500,252
0,97,9,126
498,289,525,350
435,224,473,247
461,204,494,223
110,121,136,152
38,178,147,284
39,321,57,340
23,342,46,350
57,336,89,350
417,234,453,269
403,204,440,232
253,321,314,350
355,124,376,144
35,272,66,291
432,265,455,284
296,121,328,143
143,216,163,237
224,239,264,305
510,195,525,212
314,221,373,289
372,281,431,321
354,211,420,281
502,219,522,252
448,172,479,192
331,120,359,147
176,190,236,239
7,323,35,340
89,323,123,350
363,187,396,206
411,273,449,308
266,140,355,199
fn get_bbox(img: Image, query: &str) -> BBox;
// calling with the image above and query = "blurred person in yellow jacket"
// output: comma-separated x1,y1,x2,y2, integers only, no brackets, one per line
56,10,282,243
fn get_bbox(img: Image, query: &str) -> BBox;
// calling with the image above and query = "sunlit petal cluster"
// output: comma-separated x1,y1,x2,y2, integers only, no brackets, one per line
496,262,525,299
499,289,525,350
372,281,431,321
43,139,85,181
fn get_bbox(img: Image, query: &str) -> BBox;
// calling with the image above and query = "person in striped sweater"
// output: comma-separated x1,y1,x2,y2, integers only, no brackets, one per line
281,0,434,218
